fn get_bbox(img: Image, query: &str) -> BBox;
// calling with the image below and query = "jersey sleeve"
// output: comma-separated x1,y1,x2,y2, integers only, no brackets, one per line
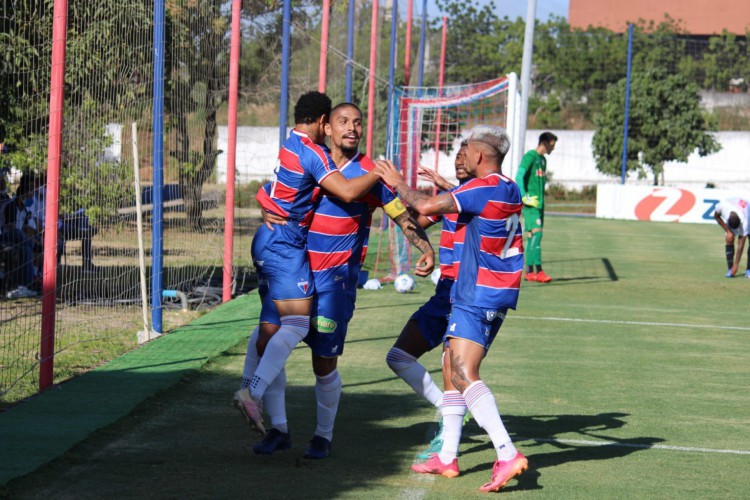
515,152,532,197
450,178,494,215
308,145,340,185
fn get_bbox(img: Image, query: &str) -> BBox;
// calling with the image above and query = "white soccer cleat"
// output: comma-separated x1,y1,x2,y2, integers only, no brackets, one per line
232,388,266,435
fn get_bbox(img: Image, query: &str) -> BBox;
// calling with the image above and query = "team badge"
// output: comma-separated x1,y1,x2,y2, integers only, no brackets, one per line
486,310,497,322
297,280,310,294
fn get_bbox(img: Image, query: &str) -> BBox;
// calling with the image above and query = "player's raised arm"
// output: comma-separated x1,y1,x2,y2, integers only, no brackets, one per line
375,159,456,216
319,168,380,203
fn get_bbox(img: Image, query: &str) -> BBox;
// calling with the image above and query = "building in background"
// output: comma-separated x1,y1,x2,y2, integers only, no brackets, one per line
569,0,750,36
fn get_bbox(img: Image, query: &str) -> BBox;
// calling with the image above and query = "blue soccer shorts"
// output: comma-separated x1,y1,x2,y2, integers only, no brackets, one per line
409,277,454,350
444,304,508,351
303,287,356,357
251,223,314,302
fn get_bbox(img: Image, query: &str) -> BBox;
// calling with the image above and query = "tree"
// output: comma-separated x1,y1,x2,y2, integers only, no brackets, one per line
592,68,721,185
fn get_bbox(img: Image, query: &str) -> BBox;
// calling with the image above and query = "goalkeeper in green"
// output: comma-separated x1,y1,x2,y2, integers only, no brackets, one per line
515,132,557,283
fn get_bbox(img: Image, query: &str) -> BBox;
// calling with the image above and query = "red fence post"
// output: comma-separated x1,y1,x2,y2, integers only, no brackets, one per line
40,0,68,391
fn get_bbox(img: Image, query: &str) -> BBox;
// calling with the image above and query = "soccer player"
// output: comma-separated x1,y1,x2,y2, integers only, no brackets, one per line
247,102,435,458
713,197,750,278
375,125,527,493
385,141,474,459
516,131,557,283
233,92,381,435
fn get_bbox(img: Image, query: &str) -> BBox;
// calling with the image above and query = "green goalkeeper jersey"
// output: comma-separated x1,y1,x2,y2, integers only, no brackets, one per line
515,149,547,210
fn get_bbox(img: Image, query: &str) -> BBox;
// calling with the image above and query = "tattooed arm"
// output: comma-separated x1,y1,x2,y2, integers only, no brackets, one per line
391,210,435,276
375,159,458,216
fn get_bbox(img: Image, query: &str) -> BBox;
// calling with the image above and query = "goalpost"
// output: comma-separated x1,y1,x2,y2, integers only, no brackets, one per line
374,73,522,280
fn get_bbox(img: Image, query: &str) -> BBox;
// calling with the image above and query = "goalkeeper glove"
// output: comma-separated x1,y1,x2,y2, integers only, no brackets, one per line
522,194,540,208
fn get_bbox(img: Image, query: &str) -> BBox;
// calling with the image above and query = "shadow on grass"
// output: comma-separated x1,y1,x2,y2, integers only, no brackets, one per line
529,257,619,285
460,412,663,492
2,365,435,498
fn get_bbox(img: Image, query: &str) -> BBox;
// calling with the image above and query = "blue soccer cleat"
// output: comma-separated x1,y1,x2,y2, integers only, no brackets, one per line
725,269,733,278
253,428,291,455
304,435,331,459
746,270,750,279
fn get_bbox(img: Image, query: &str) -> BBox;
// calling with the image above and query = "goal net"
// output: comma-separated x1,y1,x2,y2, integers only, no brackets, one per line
375,74,521,280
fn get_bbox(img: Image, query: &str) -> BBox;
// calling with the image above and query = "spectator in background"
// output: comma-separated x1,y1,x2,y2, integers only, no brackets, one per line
24,171,96,273
516,131,557,283
714,197,750,278
1,173,38,298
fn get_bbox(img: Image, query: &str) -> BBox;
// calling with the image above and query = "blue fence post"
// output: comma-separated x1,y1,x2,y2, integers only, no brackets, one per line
345,0,355,102
417,0,427,88
385,0,398,157
151,0,166,335
621,23,634,185
279,0,292,146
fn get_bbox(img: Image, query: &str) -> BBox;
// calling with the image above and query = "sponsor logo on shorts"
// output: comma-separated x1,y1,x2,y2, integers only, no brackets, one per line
535,218,542,225
297,280,310,294
449,323,456,332
312,316,337,334
486,310,497,322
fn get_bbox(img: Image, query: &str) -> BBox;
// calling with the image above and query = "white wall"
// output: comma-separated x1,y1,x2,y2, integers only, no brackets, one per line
519,129,750,191
216,126,750,191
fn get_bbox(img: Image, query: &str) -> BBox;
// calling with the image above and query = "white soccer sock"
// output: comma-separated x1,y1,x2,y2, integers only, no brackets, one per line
386,347,443,407
437,390,466,464
464,380,517,461
250,315,309,401
264,367,288,433
315,369,342,442
241,327,260,388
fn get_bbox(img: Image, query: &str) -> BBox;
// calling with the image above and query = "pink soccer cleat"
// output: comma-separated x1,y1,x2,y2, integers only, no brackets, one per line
479,451,528,492
232,388,266,435
410,453,460,478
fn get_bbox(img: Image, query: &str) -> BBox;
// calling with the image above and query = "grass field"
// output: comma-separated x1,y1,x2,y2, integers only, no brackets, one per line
3,216,750,498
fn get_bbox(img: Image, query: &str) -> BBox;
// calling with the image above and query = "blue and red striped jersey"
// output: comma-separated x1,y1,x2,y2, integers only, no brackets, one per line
449,173,524,310
425,209,459,280
307,152,397,291
256,129,339,228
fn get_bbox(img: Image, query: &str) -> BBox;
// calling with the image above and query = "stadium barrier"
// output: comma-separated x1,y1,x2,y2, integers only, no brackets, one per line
596,184,749,224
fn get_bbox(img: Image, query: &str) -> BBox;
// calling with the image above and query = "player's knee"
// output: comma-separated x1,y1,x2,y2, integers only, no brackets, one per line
386,346,416,373
312,355,338,377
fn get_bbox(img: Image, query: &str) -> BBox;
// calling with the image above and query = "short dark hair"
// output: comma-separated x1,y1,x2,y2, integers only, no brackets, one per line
727,212,741,230
539,132,558,145
294,91,332,125
16,171,36,198
330,102,362,118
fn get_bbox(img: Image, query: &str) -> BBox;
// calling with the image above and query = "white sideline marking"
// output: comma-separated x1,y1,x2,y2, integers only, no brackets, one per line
511,315,750,332
521,437,750,455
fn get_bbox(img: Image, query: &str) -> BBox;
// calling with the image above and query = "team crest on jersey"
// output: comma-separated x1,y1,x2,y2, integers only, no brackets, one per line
312,316,337,334
297,280,310,294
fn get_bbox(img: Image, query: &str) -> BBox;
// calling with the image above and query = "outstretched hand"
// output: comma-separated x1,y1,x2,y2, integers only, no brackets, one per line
418,166,452,191
374,159,404,188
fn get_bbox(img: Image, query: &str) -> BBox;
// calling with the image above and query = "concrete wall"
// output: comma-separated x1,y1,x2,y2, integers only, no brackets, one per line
216,126,750,191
